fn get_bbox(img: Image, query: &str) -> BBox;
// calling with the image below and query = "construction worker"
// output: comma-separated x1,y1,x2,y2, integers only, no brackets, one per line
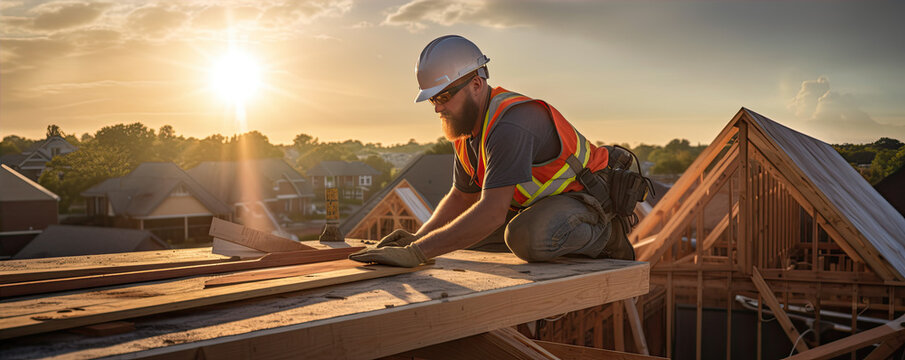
350,35,635,267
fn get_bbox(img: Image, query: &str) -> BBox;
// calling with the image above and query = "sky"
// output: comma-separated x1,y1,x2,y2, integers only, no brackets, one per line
1,0,904,146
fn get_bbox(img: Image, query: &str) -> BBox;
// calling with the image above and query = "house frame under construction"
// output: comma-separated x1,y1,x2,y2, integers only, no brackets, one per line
528,108,905,359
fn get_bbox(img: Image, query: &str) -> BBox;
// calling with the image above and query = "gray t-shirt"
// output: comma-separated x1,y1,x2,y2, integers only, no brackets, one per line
454,101,561,192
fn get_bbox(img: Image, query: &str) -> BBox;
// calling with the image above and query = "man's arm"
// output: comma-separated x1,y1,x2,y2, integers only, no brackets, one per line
415,186,480,236
415,185,514,258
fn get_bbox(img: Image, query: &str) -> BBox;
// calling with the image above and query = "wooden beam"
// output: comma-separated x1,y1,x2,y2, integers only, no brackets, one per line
624,299,650,355
209,217,315,252
700,202,738,253
0,248,363,298
786,314,905,360
0,258,230,284
745,129,896,281
751,267,809,354
0,264,424,339
666,271,674,359
614,297,625,352
863,334,905,360
630,122,739,243
635,145,739,264
123,263,650,360
536,340,668,360
204,259,366,287
739,120,750,274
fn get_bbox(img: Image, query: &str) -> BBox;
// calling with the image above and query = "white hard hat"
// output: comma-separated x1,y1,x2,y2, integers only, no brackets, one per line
414,35,490,103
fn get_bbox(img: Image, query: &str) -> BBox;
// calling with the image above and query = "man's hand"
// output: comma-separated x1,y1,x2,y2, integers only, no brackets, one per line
376,229,419,248
349,243,428,268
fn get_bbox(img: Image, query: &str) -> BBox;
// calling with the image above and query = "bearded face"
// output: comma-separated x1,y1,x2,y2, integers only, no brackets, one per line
440,89,481,141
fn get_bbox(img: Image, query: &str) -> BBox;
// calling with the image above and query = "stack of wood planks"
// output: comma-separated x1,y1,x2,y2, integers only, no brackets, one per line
0,237,650,359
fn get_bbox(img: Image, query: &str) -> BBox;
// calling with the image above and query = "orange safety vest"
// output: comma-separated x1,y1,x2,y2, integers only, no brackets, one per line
454,87,609,208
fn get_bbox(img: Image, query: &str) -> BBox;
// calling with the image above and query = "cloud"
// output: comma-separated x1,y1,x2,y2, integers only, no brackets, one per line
259,0,352,27
788,76,905,142
29,1,112,31
788,75,830,119
0,1,23,12
383,0,488,32
351,20,372,29
31,80,167,95
0,37,74,72
192,5,260,30
127,5,188,38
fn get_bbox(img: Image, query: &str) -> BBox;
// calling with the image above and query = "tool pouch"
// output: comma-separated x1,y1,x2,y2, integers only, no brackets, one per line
569,145,654,227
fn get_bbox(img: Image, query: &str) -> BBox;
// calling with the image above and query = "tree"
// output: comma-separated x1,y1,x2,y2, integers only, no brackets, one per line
295,144,357,170
154,125,185,163
46,124,64,138
228,131,282,160
423,137,454,154
1,135,36,156
39,142,133,212
873,137,904,151
93,123,157,164
180,134,228,169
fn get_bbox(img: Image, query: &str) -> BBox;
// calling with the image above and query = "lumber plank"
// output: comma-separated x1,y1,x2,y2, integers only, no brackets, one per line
786,314,905,360
0,263,423,339
204,259,365,287
125,261,649,360
0,247,363,298
751,267,809,354
0,251,229,284
536,340,668,360
209,217,315,252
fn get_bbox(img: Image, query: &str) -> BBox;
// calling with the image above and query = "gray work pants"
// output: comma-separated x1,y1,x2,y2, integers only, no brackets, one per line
470,191,617,262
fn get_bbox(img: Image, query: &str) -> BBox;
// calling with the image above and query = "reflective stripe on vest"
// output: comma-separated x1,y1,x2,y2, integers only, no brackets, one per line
454,87,608,208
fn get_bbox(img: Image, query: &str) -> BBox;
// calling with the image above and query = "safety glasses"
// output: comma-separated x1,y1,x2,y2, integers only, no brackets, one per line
429,74,476,106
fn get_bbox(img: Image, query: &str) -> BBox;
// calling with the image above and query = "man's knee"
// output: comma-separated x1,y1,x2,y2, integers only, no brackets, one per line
504,222,557,262
504,194,605,262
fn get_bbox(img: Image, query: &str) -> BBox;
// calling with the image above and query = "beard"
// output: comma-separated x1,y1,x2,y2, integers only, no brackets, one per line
441,93,481,141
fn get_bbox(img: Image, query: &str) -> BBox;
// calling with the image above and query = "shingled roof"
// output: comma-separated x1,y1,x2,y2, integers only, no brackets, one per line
187,158,313,204
13,225,168,259
0,164,59,202
82,162,231,217
306,161,380,177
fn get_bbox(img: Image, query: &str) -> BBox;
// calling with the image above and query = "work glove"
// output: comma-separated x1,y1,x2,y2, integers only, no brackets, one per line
349,243,428,268
376,229,420,248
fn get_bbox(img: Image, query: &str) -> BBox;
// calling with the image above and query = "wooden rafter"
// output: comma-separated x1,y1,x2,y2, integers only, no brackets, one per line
751,267,809,354
785,314,905,360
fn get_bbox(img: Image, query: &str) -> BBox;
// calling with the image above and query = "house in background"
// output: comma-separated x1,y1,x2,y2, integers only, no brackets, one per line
875,165,905,219
82,162,232,244
307,161,380,201
0,135,77,181
13,225,168,259
342,154,452,240
0,164,59,257
187,158,314,232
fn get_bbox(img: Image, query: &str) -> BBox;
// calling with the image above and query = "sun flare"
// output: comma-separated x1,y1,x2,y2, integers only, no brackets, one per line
210,52,261,104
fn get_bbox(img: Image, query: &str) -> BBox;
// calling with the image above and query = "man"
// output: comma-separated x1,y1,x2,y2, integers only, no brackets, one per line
350,35,635,267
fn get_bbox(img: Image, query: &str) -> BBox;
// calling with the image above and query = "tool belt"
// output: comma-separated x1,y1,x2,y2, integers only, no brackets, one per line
566,145,654,227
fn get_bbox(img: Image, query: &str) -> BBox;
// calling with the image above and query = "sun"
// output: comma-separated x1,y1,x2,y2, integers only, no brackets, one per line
210,51,261,104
